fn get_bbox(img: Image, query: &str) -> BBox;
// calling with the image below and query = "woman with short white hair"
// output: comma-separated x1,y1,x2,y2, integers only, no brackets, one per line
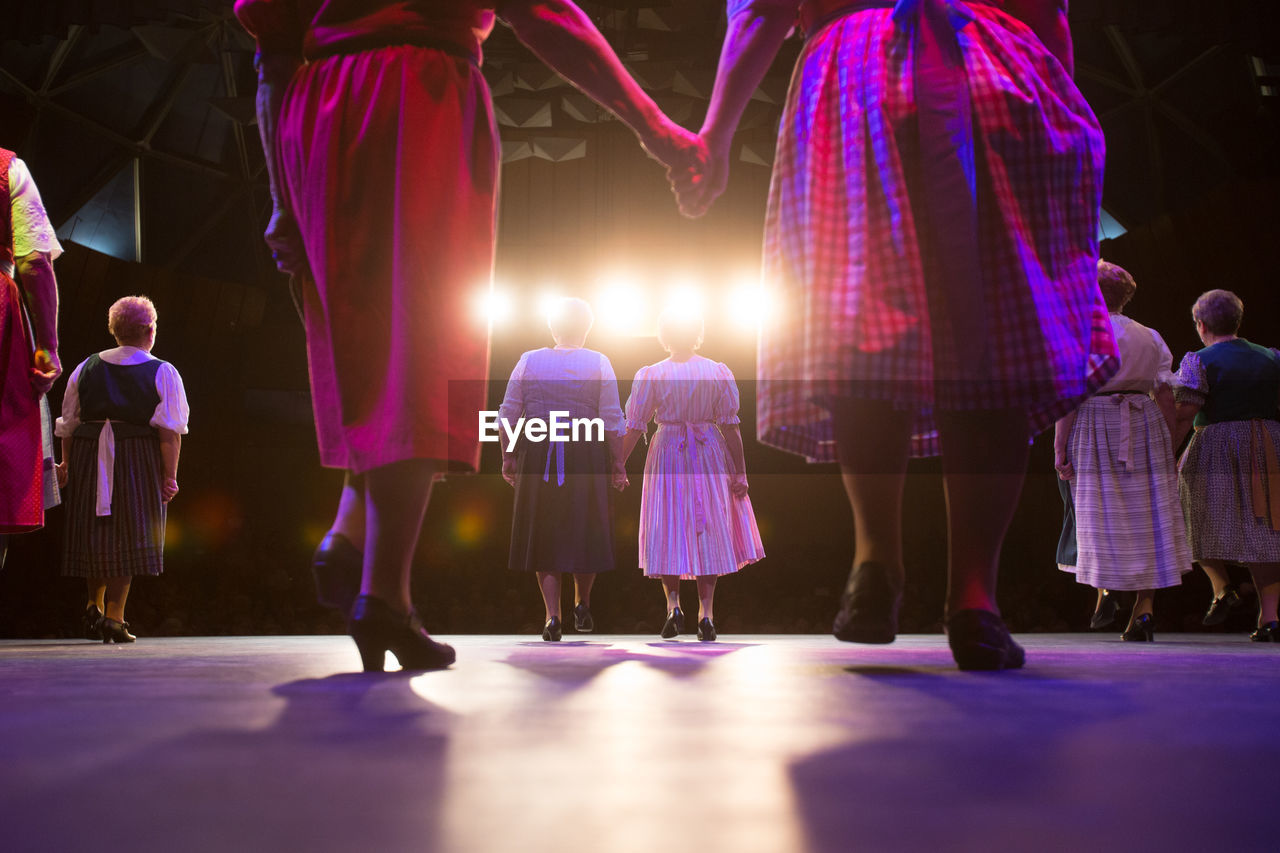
56,295,189,643
498,297,625,640
621,310,764,641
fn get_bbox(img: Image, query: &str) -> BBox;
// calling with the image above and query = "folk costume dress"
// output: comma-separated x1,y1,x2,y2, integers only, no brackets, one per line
1,151,62,533
234,0,499,473
56,349,189,578
499,347,624,575
1058,314,1191,591
755,0,1118,460
1174,340,1280,562
625,357,765,578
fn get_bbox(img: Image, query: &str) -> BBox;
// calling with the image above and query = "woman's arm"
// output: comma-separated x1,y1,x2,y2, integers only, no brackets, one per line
251,51,307,275
684,0,800,217
1171,401,1201,452
718,423,750,497
497,1,703,172
15,250,60,393
158,429,181,503
1053,409,1078,480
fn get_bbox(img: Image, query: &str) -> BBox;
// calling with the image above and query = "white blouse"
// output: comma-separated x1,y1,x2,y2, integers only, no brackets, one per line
4,158,63,277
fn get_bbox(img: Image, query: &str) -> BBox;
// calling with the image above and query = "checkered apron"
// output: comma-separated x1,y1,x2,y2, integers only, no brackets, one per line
758,0,1117,460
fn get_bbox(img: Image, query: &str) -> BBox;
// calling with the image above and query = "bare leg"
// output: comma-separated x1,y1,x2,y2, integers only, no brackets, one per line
87,580,106,611
1198,559,1232,599
104,577,132,623
573,573,596,607
1124,589,1155,632
359,460,442,614
1247,562,1280,626
696,575,718,620
937,409,1030,616
831,400,911,578
661,576,681,611
330,471,366,549
536,571,562,621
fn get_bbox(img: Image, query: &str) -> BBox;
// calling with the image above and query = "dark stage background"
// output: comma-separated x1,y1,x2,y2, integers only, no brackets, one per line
1,1,1278,638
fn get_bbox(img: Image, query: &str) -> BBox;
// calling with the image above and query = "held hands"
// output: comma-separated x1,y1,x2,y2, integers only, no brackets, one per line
502,456,518,487
31,347,61,395
730,472,749,498
673,130,732,219
1053,449,1074,481
162,477,179,503
640,119,718,220
265,205,309,278
611,470,630,492
54,461,68,489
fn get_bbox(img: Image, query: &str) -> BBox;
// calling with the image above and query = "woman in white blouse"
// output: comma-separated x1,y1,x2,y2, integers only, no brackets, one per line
55,296,190,643
498,298,626,640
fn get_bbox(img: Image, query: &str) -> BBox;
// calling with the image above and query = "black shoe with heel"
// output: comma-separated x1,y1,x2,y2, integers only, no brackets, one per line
945,609,1024,671
697,618,717,642
83,603,104,640
833,562,903,644
1090,591,1119,630
1121,612,1154,642
1202,585,1241,626
542,616,562,642
1250,621,1280,642
348,595,455,672
661,607,684,639
100,617,136,644
573,603,593,633
312,532,362,615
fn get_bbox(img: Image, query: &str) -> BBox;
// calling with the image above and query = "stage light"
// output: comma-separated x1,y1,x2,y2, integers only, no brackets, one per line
478,286,514,326
663,278,705,321
595,274,648,332
727,278,775,331
536,289,566,324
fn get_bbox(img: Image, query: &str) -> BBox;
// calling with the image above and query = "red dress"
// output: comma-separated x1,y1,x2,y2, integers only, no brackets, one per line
234,1,499,473
758,0,1118,460
0,147,43,532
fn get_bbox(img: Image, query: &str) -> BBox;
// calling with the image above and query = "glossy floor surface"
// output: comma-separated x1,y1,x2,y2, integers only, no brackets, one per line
2,634,1277,852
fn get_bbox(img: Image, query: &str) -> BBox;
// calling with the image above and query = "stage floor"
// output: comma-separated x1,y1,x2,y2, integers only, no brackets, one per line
2,633,1277,852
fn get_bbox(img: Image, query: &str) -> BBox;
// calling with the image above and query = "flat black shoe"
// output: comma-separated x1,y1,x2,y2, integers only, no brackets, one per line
832,561,903,644
945,609,1025,671
1090,591,1119,630
1121,612,1154,642
100,617,136,644
542,616,562,642
1250,621,1280,642
312,532,363,615
697,618,717,642
348,595,455,672
1202,585,1241,626
661,607,684,639
573,603,593,633
83,603,104,640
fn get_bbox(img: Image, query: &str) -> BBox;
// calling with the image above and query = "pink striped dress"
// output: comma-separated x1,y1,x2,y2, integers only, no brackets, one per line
625,356,765,578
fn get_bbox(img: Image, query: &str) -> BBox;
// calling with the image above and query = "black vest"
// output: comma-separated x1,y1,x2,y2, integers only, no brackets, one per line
78,354,164,427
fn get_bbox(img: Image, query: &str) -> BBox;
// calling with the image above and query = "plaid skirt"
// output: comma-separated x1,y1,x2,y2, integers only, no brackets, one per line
62,434,167,578
758,5,1117,460
1179,419,1280,562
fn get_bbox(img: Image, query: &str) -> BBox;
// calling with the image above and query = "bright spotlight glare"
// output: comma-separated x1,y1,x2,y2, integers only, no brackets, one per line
596,277,647,332
537,291,566,323
479,287,514,326
663,281,704,319
728,283,774,330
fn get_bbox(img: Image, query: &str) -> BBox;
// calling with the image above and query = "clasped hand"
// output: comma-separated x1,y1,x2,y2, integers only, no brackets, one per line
644,120,728,220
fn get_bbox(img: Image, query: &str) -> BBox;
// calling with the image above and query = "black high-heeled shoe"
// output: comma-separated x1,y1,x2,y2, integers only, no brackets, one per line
832,561,903,644
1202,585,1241,626
1090,591,1119,630
100,617,136,644
945,609,1024,671
697,617,717,642
1121,612,1154,642
83,603,104,640
312,532,362,614
661,607,684,639
573,603,593,633
542,616,562,642
348,595,455,672
1250,621,1280,642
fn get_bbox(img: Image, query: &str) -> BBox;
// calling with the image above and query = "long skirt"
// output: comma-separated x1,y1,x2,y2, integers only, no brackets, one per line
0,274,42,533
508,440,615,575
1179,419,1280,562
639,425,765,579
1060,395,1190,590
277,44,499,474
62,434,166,577
758,5,1116,461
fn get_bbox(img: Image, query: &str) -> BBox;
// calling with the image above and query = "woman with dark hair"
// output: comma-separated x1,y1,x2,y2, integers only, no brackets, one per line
1172,289,1280,641
1053,261,1190,641
674,0,1115,668
235,0,702,670
621,310,764,641
498,298,625,640
55,296,188,643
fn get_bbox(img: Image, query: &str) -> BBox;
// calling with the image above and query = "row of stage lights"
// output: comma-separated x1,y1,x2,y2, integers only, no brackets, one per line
476,272,779,335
